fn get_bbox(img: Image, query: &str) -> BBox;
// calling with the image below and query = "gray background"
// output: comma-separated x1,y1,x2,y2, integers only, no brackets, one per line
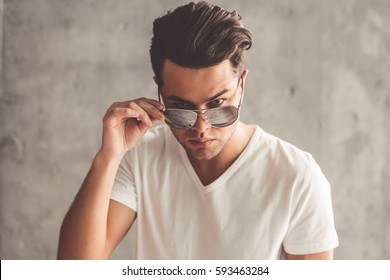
1,0,389,260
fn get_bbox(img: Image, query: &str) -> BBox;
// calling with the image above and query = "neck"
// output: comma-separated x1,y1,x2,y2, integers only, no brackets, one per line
188,122,254,186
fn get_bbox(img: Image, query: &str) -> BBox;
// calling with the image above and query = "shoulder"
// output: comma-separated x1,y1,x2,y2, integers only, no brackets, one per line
122,124,179,164
253,126,316,173
249,126,330,193
134,124,176,151
140,124,172,143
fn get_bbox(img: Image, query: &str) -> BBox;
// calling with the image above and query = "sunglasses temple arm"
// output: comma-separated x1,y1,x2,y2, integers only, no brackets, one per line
238,77,245,108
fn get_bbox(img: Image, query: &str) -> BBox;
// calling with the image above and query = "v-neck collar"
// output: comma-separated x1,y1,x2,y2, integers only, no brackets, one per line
178,126,261,193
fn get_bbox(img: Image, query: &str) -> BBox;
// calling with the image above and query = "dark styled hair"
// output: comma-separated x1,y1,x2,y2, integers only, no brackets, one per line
150,1,252,85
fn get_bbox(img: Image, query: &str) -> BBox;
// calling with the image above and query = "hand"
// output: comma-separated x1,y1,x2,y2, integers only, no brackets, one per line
98,98,165,162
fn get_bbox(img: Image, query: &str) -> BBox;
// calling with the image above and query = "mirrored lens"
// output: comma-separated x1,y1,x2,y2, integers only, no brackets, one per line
163,109,197,129
163,106,239,130
204,106,238,127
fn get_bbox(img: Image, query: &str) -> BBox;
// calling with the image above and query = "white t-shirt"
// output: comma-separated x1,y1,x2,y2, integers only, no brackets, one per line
111,124,339,259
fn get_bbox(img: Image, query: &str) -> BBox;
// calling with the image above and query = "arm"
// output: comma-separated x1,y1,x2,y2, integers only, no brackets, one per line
57,153,136,259
57,98,164,259
286,250,333,260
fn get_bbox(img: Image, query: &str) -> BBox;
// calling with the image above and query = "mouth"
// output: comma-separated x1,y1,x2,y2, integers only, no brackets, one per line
188,138,214,148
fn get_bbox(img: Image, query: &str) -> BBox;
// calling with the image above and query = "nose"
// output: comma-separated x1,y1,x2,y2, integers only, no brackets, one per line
191,113,211,132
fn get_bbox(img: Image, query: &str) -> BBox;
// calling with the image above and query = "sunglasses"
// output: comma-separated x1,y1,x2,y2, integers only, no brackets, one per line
158,78,244,130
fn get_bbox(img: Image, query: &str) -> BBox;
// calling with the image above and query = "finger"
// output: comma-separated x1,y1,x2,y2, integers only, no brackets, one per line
138,98,165,110
136,114,163,135
108,98,165,124
128,101,153,127
136,98,165,121
103,107,140,127
110,99,164,110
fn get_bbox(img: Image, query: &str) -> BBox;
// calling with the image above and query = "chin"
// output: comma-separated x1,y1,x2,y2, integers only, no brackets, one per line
187,150,216,161
171,123,239,161
184,142,224,161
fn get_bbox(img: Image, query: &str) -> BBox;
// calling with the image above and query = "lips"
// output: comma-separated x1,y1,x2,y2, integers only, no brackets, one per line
188,138,214,148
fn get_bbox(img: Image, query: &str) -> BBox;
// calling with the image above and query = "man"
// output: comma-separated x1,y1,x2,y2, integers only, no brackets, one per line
58,1,338,259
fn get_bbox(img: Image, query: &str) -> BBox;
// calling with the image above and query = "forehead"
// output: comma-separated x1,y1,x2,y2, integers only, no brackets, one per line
160,60,238,101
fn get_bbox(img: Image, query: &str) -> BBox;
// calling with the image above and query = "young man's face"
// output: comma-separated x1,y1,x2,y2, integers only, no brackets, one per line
159,59,246,161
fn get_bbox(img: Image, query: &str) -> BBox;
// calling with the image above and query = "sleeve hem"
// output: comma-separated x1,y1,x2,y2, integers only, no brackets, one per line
284,239,339,255
110,191,137,212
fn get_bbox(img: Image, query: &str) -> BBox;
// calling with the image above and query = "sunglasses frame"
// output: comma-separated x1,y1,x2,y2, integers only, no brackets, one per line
158,76,245,130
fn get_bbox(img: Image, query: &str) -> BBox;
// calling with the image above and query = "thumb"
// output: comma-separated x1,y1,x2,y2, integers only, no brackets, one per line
137,120,151,135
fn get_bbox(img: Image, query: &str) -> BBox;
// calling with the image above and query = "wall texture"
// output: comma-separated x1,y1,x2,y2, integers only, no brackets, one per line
1,0,389,260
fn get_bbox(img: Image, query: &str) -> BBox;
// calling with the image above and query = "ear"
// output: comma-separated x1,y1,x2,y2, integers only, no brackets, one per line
241,69,249,84
240,69,249,92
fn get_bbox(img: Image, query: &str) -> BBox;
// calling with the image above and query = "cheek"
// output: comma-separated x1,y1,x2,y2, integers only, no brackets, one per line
218,122,235,133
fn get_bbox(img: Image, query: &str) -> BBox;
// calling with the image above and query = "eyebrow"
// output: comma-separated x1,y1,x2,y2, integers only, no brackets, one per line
167,89,230,104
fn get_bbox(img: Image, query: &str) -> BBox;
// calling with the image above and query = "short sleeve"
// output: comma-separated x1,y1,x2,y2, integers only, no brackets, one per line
283,156,339,255
111,153,137,212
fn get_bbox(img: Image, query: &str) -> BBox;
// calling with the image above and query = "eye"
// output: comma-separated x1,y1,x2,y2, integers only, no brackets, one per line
209,98,225,107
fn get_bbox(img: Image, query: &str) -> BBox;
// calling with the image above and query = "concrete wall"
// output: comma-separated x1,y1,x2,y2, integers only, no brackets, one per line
0,0,389,260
